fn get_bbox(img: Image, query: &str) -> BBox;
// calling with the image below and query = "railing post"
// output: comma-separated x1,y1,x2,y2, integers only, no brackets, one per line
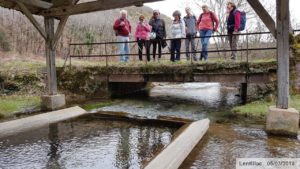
105,43,108,67
63,44,71,68
246,31,249,64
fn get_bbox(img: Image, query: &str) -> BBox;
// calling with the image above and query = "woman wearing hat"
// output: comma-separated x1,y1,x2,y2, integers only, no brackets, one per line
135,15,152,61
170,10,186,62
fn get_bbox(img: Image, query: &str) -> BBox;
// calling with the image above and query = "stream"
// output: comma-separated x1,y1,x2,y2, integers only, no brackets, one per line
0,83,299,169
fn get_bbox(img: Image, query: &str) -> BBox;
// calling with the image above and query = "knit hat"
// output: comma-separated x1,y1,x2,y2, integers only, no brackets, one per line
172,10,181,17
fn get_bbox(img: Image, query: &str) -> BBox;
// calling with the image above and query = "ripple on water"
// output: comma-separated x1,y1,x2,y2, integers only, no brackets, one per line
180,123,300,169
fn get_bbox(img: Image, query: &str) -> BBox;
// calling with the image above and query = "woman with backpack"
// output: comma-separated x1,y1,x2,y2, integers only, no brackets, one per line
170,10,186,62
226,1,242,60
197,4,219,61
135,15,152,61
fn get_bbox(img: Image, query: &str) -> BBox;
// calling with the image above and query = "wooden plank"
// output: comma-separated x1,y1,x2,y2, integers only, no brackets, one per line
39,0,163,16
0,0,42,16
276,0,290,109
145,119,210,169
16,1,47,39
52,16,69,49
12,0,53,9
45,17,58,95
246,0,276,38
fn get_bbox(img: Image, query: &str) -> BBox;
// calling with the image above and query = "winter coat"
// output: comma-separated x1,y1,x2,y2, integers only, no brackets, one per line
183,15,197,36
135,22,152,40
149,17,166,39
227,9,241,33
113,18,131,36
171,19,186,39
197,11,219,31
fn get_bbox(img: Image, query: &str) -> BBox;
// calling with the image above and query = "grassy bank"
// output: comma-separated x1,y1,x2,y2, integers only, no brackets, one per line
0,95,40,119
232,94,300,119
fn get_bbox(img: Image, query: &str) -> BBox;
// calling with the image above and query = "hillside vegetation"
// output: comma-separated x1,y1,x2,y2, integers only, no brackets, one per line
0,6,171,58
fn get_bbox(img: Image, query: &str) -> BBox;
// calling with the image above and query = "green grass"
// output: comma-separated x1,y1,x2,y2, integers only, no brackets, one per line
232,94,300,119
82,101,114,111
0,95,41,118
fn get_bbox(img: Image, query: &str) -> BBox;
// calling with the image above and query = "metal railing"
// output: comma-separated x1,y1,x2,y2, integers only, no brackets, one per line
65,29,300,67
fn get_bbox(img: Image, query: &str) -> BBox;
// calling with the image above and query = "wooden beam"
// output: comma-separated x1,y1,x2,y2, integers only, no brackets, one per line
45,17,58,95
16,1,47,39
276,0,290,109
52,16,69,49
12,0,53,9
39,0,163,16
246,0,276,38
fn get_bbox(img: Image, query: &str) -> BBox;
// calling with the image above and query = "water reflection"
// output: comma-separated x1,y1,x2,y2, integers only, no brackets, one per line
46,123,61,169
0,118,176,169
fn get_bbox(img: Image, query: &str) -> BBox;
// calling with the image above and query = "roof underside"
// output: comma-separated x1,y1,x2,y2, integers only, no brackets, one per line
0,0,162,17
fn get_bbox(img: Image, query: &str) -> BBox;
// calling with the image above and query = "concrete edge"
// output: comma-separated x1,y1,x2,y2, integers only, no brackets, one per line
144,118,210,169
0,106,87,138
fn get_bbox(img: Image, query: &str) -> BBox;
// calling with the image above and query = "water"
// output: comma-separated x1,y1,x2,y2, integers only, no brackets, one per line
98,83,300,169
100,83,239,121
1,82,300,169
0,116,177,169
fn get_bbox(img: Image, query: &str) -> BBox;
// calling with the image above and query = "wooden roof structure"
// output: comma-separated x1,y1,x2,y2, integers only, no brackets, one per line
0,0,293,112
0,0,162,17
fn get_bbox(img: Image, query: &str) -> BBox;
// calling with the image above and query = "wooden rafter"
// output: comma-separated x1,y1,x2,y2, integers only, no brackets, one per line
11,0,53,9
16,1,47,39
52,16,69,49
246,0,276,38
39,0,163,16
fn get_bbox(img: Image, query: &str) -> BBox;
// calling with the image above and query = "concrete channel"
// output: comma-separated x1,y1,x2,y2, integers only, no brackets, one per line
0,107,209,169
0,106,87,138
145,119,210,169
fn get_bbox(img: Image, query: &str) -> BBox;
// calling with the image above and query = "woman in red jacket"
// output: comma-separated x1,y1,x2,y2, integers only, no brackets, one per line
135,15,152,61
197,5,219,61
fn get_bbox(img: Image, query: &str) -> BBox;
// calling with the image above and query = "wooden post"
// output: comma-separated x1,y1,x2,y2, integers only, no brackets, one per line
276,0,290,109
45,17,58,95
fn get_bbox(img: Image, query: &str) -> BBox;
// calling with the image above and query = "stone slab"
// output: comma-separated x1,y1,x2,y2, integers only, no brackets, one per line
145,119,210,169
0,106,87,138
41,94,66,110
266,106,299,136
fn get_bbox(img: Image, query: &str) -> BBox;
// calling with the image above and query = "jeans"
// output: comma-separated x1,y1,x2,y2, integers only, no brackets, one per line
117,36,130,62
200,30,213,61
185,34,197,61
170,39,181,62
228,32,239,59
137,39,150,61
151,37,162,60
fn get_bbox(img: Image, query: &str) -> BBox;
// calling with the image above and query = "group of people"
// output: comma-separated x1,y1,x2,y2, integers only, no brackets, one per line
113,1,242,62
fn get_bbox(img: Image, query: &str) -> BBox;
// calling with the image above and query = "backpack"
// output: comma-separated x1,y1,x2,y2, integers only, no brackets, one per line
234,10,246,31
